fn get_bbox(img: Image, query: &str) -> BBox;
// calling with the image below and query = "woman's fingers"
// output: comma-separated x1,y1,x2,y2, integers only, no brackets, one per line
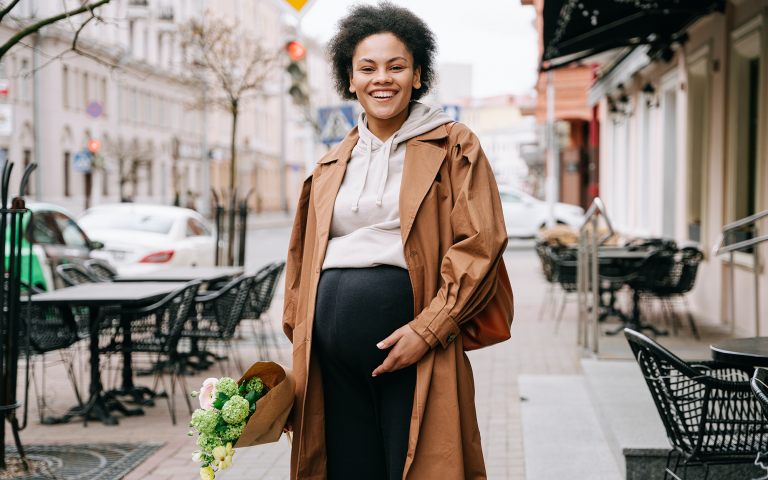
376,325,408,349
372,352,398,377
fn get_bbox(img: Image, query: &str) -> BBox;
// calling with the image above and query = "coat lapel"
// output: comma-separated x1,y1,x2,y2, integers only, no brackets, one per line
400,125,450,245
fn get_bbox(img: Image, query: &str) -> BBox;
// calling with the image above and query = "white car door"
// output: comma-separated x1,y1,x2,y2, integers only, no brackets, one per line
500,192,529,237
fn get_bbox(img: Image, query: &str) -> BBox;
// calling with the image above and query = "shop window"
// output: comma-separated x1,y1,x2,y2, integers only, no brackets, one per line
64,151,71,197
62,66,69,108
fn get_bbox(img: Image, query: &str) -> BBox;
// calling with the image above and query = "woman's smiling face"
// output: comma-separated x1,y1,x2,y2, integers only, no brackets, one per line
349,33,421,122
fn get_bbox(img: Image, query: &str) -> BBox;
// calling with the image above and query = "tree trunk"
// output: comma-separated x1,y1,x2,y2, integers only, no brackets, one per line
230,102,238,193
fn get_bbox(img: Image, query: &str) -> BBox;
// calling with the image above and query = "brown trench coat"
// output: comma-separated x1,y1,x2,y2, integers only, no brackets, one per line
282,122,508,480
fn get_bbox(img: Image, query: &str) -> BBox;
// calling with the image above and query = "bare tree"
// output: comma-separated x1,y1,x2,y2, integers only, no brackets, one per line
0,0,112,61
177,14,276,193
94,140,152,202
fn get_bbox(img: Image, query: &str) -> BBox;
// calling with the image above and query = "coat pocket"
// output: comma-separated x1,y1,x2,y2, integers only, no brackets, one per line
292,318,309,352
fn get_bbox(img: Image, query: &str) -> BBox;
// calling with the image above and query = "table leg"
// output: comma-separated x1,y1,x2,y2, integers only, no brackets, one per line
45,306,144,426
605,289,668,336
108,313,158,406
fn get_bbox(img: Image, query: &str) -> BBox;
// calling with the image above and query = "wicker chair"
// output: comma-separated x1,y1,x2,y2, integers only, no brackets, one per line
651,248,703,339
56,263,100,286
752,368,768,420
536,241,558,323
625,328,768,480
94,280,201,424
84,259,118,282
183,273,255,376
244,261,287,360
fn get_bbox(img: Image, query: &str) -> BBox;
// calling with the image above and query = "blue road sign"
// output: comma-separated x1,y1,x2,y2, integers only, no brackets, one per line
318,105,356,145
85,100,104,118
74,151,92,173
443,105,460,122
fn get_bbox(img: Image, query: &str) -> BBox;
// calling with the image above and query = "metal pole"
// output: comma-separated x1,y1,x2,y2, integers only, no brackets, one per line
755,225,760,337
546,70,559,227
577,231,584,346
33,32,43,201
278,12,288,213
591,216,599,354
730,250,736,338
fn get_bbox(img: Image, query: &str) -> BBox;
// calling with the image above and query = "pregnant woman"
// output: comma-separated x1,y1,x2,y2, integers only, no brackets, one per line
282,3,508,479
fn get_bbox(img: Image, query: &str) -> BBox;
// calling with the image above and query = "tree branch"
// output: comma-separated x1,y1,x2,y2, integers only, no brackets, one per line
0,0,111,60
0,0,23,25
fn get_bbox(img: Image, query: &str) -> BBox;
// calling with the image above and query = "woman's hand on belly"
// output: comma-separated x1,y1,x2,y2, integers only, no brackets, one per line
372,325,430,377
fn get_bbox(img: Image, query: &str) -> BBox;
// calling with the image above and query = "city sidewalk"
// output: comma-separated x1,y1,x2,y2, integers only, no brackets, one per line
9,240,727,479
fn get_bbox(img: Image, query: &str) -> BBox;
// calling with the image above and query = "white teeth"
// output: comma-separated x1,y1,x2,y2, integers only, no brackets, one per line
371,92,395,98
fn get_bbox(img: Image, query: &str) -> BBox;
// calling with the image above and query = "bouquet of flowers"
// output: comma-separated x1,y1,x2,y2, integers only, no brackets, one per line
188,362,295,479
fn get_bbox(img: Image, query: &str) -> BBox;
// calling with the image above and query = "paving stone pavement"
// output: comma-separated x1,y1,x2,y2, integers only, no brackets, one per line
8,238,721,479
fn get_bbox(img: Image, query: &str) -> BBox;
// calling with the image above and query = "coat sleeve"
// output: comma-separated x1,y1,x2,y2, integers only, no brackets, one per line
408,125,508,349
282,173,313,344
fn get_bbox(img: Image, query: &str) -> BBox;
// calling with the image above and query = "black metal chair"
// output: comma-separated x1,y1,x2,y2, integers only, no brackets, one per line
752,368,768,419
244,261,287,359
94,280,201,424
649,247,703,339
183,273,255,376
545,247,579,334
84,259,118,282
19,283,87,423
536,241,559,323
56,263,101,287
626,328,768,480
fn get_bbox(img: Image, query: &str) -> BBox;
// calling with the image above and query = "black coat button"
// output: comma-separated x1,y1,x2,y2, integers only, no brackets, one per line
447,333,456,343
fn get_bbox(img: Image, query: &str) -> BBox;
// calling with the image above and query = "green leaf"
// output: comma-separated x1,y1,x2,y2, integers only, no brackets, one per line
239,383,247,393
215,424,228,432
250,403,256,413
244,390,256,404
212,391,230,410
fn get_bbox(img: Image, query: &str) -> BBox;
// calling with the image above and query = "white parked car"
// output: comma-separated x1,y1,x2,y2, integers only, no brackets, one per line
78,204,216,274
498,186,585,238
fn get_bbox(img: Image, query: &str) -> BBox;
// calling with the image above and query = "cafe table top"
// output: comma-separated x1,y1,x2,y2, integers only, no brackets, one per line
112,266,243,283
28,282,188,307
711,337,768,368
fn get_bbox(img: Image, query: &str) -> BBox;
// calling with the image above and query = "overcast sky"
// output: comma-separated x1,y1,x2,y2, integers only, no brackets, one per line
297,0,539,99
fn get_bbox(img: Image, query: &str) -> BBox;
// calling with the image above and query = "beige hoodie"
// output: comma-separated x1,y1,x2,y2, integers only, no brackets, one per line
321,102,454,271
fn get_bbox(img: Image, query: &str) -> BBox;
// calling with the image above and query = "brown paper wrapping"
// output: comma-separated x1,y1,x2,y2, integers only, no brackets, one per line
233,362,295,448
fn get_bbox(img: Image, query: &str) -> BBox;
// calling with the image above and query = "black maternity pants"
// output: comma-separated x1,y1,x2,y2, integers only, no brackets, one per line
313,265,417,480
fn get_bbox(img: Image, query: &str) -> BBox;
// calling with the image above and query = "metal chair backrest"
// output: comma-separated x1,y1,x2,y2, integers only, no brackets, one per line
625,328,765,459
627,249,675,291
25,304,80,354
193,273,255,340
56,263,100,287
672,247,703,294
84,259,117,282
546,246,578,291
242,261,284,320
752,368,768,420
535,241,555,283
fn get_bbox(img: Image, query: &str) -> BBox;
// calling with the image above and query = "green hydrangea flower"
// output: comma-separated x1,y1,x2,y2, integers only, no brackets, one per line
191,409,220,435
221,395,249,424
245,377,264,395
221,420,246,441
196,432,222,454
215,377,239,398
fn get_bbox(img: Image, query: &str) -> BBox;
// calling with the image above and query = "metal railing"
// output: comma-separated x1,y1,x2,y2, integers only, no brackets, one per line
713,209,768,337
577,197,614,353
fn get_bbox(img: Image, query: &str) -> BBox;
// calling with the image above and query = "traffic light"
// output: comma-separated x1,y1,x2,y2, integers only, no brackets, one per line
285,41,309,105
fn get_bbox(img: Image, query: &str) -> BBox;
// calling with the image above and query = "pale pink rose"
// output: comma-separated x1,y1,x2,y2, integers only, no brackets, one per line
199,378,218,411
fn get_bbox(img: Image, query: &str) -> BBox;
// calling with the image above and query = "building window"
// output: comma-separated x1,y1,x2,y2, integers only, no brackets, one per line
159,97,165,127
143,28,149,62
131,88,137,122
101,77,107,114
62,66,69,108
728,19,764,255
64,151,71,197
147,161,153,196
102,169,108,196
686,47,710,244
145,93,152,124
83,72,89,105
117,85,123,122
21,60,28,101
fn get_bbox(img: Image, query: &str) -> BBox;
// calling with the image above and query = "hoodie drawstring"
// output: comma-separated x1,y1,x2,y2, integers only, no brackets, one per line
374,137,395,206
351,135,373,212
351,135,395,211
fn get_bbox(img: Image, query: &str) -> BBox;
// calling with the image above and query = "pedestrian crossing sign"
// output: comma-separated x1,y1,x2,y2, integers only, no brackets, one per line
319,106,356,145
74,151,92,173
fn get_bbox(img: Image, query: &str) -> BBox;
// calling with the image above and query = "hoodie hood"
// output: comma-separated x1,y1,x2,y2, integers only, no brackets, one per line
350,102,454,211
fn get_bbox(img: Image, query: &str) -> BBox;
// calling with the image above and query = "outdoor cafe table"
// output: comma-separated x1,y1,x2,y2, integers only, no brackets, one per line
28,282,187,425
711,338,768,368
113,266,243,283
595,249,667,336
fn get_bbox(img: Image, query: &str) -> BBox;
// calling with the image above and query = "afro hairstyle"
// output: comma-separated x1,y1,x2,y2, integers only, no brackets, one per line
327,2,438,101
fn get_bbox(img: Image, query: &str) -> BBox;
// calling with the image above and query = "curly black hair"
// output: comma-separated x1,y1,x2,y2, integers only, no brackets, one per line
327,2,437,101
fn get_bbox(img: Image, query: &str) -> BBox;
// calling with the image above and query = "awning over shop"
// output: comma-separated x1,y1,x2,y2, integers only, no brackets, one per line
541,0,724,71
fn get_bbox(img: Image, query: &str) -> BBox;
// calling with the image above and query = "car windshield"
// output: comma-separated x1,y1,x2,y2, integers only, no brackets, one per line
79,211,175,234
